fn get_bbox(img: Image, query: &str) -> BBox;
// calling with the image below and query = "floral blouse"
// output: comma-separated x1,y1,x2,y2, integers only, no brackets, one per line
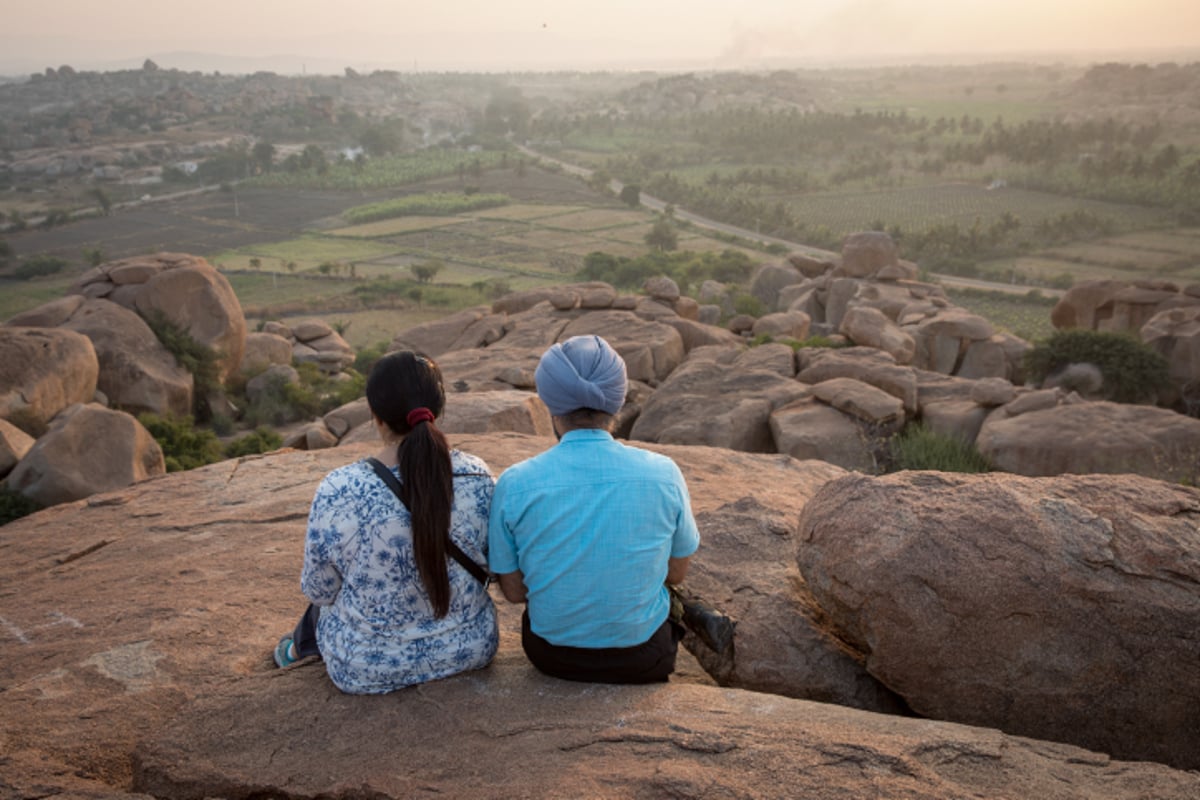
301,451,498,694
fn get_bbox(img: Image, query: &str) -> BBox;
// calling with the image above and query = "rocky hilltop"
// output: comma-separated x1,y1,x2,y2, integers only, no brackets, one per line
2,434,1199,798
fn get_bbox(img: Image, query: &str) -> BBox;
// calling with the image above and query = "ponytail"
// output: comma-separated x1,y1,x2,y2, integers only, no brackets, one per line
366,352,454,617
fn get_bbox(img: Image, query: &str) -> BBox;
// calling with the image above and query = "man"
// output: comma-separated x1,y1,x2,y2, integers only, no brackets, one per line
488,334,701,683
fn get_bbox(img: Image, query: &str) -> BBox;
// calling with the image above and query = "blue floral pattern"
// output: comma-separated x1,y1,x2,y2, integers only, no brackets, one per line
301,451,498,694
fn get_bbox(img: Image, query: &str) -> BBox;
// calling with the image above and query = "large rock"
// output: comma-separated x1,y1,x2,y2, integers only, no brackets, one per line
751,310,811,341
72,253,246,381
0,326,99,428
769,398,880,471
388,305,494,356
439,390,553,437
976,401,1200,483
57,299,193,418
749,262,803,310
240,331,293,375
631,346,809,451
129,255,247,380
797,346,919,413
1051,279,1128,331
1141,305,1200,412
0,417,36,478
7,438,1195,798
797,470,1200,770
909,309,995,375
4,403,165,506
436,346,543,393
838,231,899,278
559,310,685,384
839,305,916,364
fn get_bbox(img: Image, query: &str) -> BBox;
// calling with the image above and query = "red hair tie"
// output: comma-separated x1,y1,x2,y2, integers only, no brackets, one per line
406,407,435,427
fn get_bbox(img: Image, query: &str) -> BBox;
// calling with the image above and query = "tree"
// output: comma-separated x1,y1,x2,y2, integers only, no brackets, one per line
644,217,678,252
88,187,112,216
411,260,443,283
251,141,276,174
82,247,104,267
0,237,12,265
619,184,641,207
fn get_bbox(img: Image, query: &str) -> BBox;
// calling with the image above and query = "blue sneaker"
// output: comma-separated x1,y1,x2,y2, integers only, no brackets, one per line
273,635,297,668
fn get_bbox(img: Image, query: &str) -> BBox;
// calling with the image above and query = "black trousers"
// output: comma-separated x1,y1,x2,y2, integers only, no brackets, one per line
291,603,323,660
521,610,683,684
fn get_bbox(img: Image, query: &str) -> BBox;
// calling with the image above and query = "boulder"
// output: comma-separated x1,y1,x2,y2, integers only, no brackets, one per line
58,299,193,418
0,326,99,428
839,305,916,364
246,364,300,403
786,252,835,278
437,347,543,393
976,401,1200,482
294,331,354,373
798,470,1200,770
389,306,493,356
322,397,372,439
811,377,906,429
632,347,809,451
909,309,995,375
492,282,616,315
282,421,339,451
491,302,577,350
1141,305,1200,411
838,231,899,278
751,310,811,341
673,295,700,321
661,317,744,352
919,399,989,444
4,403,165,506
290,319,334,341
769,398,879,471
559,311,685,384
0,417,36,478
797,347,919,413
642,275,680,303
727,314,756,334
970,377,1018,407
128,255,246,380
240,332,293,375
5,294,85,328
1050,279,1127,331
697,304,721,325
439,390,554,437
749,263,803,310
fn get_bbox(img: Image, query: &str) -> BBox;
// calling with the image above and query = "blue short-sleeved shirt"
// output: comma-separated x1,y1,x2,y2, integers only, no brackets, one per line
488,429,700,648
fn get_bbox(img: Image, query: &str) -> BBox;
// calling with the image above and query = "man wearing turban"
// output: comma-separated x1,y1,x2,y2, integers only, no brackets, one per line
488,335,701,683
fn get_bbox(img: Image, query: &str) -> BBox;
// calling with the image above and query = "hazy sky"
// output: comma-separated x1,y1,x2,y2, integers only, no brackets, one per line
3,0,1200,74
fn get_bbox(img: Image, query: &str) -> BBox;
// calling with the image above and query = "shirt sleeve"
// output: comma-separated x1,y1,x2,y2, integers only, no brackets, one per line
487,474,520,575
670,467,701,559
301,475,345,605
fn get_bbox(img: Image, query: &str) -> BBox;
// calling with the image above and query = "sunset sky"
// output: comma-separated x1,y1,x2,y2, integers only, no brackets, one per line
3,0,1199,74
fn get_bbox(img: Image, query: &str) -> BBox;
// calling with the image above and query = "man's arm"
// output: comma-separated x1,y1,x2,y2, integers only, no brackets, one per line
666,556,690,586
496,570,528,603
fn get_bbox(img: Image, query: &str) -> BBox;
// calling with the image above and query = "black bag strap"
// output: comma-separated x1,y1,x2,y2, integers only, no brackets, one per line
365,457,491,586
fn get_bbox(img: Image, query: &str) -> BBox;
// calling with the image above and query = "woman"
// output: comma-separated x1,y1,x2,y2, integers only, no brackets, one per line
273,351,498,694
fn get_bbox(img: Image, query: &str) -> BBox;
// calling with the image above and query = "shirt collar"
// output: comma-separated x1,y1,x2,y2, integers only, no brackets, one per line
559,428,615,444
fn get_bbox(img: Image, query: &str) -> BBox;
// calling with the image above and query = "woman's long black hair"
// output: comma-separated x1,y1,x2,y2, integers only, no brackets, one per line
366,351,454,617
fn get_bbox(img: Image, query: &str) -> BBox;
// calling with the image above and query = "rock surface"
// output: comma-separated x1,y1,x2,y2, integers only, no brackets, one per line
3,437,1200,797
798,470,1200,770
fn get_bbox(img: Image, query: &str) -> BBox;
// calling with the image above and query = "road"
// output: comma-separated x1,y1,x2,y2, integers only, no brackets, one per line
516,144,1062,297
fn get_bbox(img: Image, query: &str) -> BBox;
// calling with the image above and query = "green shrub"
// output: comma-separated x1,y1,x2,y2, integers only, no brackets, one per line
1024,330,1170,404
138,413,225,472
142,311,222,417
224,427,283,458
888,424,991,473
13,254,67,280
343,192,509,224
733,294,764,317
779,335,848,350
353,341,390,376
0,487,42,527
241,363,366,428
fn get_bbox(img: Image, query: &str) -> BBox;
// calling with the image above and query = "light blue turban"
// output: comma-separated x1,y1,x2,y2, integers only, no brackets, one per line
535,335,627,416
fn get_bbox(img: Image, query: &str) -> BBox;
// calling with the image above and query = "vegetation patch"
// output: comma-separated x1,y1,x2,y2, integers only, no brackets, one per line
343,193,511,225
1024,329,1171,404
0,487,42,527
887,424,992,473
327,216,469,238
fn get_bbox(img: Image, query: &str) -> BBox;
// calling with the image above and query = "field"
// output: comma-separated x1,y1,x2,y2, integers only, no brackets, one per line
978,228,1200,286
781,183,1170,235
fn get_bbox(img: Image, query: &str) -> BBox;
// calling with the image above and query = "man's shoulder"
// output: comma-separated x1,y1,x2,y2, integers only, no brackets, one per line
612,441,685,476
